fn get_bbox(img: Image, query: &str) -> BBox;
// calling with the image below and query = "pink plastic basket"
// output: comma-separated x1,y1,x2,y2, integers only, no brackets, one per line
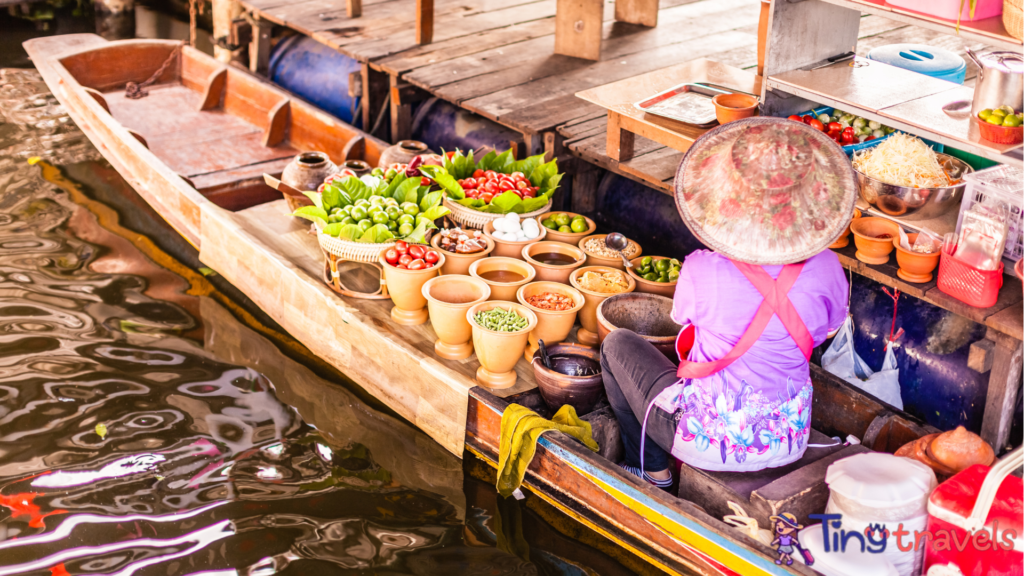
885,0,1003,21
937,249,1004,308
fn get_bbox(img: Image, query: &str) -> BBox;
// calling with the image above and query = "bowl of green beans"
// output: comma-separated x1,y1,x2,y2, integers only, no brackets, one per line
467,301,538,389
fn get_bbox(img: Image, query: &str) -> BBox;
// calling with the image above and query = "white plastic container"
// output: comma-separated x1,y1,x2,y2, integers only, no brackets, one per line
956,164,1024,263
825,453,938,576
885,0,1002,22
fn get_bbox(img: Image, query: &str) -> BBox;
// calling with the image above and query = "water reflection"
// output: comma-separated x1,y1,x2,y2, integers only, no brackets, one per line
0,68,648,575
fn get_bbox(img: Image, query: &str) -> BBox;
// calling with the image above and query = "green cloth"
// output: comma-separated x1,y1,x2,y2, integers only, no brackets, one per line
496,403,599,498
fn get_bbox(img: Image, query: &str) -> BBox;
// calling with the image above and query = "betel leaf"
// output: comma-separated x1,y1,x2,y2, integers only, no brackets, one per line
384,172,409,198
420,191,443,212
403,219,434,245
456,198,486,209
420,205,450,222
394,178,421,205
340,175,373,202
529,158,558,188
322,223,343,237
521,196,550,213
419,166,465,199
512,154,542,180
359,224,394,244
302,191,324,211
491,149,514,173
476,150,498,171
321,184,344,211
336,224,363,241
293,206,329,226
490,191,525,213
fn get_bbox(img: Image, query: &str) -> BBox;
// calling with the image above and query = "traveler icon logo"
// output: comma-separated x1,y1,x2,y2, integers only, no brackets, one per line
770,512,814,566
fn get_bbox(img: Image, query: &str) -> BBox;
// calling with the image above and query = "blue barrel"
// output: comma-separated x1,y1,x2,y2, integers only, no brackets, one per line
269,35,361,124
411,98,524,153
867,44,967,84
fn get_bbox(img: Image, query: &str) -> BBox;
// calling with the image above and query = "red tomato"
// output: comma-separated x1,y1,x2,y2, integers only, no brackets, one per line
808,119,825,132
421,177,431,186
827,122,842,132
841,127,856,145
463,178,476,188
522,189,536,198
399,254,413,267
484,170,497,179
424,250,439,264
445,150,457,159
864,135,876,141
395,240,409,254
787,115,802,122
408,245,425,259
385,249,399,265
473,169,485,178
397,264,408,270
481,193,494,203
483,182,496,194
408,259,426,270
516,181,529,190
511,171,525,180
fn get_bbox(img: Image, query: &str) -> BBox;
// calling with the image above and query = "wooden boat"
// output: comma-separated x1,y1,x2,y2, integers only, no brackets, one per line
24,33,386,247
26,34,938,576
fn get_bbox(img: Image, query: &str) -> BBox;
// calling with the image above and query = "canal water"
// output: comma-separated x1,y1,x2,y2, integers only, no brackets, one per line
0,66,658,575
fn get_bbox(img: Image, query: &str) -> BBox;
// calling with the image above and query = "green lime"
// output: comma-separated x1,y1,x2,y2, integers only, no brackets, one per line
330,206,343,215
570,218,588,233
370,196,386,206
999,105,1015,115
385,198,399,208
357,219,373,232
388,220,399,231
637,266,649,275
402,202,420,216
987,116,1005,125
1003,114,1022,127
340,205,353,217
399,223,414,236
372,168,384,178
558,225,572,233
991,108,1007,117
654,259,670,273
658,272,669,282
372,211,390,225
979,109,994,120
668,269,680,282
385,206,403,221
640,256,653,269
398,214,415,226
643,273,659,282
669,258,680,268
553,213,570,228
328,214,340,223
354,199,370,208
340,216,356,226
542,218,558,230
350,206,368,220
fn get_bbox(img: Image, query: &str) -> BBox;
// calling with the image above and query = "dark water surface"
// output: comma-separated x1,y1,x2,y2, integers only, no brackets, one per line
0,69,655,576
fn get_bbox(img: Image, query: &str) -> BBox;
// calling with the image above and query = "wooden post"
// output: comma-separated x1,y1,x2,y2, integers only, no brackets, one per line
390,76,413,142
249,16,273,76
554,0,602,61
212,0,242,63
980,329,1023,454
756,0,770,77
416,0,434,45
606,111,635,162
347,0,362,18
614,0,657,27
361,64,390,137
94,0,135,40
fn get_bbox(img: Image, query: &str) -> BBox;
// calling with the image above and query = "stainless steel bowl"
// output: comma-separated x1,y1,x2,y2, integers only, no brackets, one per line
855,153,973,221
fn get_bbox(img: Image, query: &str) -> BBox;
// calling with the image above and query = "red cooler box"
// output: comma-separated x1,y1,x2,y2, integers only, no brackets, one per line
923,448,1022,576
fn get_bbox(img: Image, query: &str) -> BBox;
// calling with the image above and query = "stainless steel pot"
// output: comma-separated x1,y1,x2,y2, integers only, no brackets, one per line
856,154,973,221
966,48,1024,116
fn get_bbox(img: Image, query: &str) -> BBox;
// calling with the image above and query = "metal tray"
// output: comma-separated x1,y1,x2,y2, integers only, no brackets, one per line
633,83,733,126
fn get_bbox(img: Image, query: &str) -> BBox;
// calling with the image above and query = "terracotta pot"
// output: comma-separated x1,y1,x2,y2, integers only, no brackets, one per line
893,232,941,283
531,343,604,415
422,275,491,360
829,208,862,250
483,219,547,260
281,151,337,192
626,256,678,297
340,159,372,177
539,211,598,245
597,292,682,362
569,266,635,347
431,233,495,275
469,257,537,301
578,234,642,271
468,301,538,389
850,217,900,265
712,93,759,124
379,247,444,325
377,140,433,169
522,241,586,285
516,281,585,361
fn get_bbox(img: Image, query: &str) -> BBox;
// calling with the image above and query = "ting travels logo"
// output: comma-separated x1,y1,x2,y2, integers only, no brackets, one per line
809,514,1019,554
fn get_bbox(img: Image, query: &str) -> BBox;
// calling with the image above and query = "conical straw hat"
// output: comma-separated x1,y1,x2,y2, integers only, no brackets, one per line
673,117,858,265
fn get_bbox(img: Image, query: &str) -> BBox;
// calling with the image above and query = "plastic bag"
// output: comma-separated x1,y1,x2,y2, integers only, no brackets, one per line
821,316,903,409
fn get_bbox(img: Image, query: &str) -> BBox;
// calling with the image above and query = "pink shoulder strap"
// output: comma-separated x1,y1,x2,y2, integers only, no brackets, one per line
676,260,813,380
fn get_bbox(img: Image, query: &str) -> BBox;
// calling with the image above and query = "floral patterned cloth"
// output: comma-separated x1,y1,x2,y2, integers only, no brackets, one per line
653,249,848,472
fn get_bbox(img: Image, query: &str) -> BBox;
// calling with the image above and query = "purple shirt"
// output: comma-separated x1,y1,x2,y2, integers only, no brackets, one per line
671,249,849,394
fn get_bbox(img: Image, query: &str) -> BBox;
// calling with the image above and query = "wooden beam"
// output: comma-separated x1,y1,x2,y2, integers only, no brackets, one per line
263,98,290,147
390,76,414,142
416,0,434,45
347,0,362,18
249,16,272,75
361,63,389,137
968,338,996,373
342,135,366,161
980,331,1023,454
614,0,657,27
554,0,603,61
606,111,636,162
197,67,227,111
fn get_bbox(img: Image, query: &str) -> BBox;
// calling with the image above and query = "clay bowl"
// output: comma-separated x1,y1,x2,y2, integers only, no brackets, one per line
431,233,495,276
483,219,546,260
379,247,444,325
597,292,682,362
468,300,538,389
712,93,758,124
516,281,585,362
626,256,678,298
539,211,598,245
569,266,635,347
469,257,537,302
522,241,587,285
531,343,604,415
850,217,900,265
893,233,941,284
578,234,642,270
422,275,491,360
829,208,862,250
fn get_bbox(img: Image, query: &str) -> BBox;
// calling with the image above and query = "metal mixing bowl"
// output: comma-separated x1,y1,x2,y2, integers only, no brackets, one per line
855,153,973,221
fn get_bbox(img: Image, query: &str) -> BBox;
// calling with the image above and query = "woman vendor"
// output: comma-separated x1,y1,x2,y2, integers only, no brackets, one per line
602,118,857,487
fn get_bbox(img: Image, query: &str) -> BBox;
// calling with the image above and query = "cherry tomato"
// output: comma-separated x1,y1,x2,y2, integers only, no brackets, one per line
827,122,842,132
473,169,484,178
409,245,425,259
802,115,814,125
840,127,856,145
463,177,476,188
484,170,497,179
395,240,409,254
385,249,399,265
399,254,413,267
408,259,426,270
808,119,825,132
864,135,876,141
397,264,408,270
421,177,431,186
787,115,803,122
522,189,536,198
424,250,440,264
481,193,494,203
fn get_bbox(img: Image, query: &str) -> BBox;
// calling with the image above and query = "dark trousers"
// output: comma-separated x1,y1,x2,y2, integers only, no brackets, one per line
600,329,680,472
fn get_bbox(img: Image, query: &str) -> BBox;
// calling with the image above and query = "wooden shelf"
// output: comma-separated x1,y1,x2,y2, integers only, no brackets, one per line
767,57,1024,166
818,0,1023,52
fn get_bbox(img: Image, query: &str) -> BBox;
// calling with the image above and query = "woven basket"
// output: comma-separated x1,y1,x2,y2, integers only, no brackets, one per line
1006,0,1023,40
315,222,396,263
444,197,552,230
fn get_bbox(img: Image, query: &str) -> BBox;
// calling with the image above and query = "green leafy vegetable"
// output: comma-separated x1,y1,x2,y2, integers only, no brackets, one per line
420,191,443,212
336,224,363,241
302,191,324,211
293,206,329,226
360,224,394,244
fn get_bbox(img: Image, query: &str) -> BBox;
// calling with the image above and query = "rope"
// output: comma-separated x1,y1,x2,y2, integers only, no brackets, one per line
125,43,184,99
882,287,903,349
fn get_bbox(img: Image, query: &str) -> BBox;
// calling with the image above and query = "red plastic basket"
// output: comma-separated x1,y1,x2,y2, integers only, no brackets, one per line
937,249,1004,308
